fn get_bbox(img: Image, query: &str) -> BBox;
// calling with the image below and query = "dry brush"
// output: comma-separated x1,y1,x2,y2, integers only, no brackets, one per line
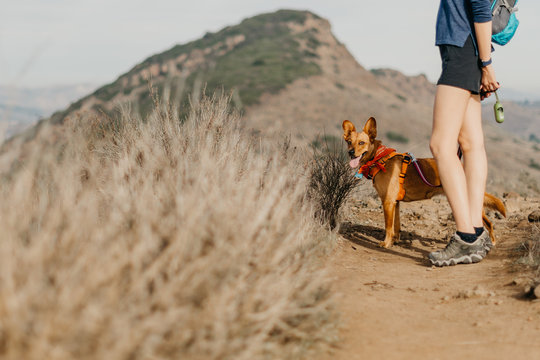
0,95,338,359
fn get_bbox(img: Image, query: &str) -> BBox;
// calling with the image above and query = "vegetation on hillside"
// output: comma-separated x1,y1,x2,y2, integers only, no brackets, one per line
386,131,409,144
132,10,318,70
51,10,323,123
0,95,339,359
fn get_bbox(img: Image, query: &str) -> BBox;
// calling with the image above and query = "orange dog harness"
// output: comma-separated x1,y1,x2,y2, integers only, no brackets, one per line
356,145,411,201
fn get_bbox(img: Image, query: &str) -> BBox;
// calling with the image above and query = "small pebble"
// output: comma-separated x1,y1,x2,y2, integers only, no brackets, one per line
528,210,540,223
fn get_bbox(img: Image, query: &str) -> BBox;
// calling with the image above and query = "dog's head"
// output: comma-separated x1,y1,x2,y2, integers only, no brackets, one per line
342,117,378,169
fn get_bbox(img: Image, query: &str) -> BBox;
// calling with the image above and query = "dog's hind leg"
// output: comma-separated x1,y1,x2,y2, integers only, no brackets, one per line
393,201,401,242
381,201,396,248
482,211,496,245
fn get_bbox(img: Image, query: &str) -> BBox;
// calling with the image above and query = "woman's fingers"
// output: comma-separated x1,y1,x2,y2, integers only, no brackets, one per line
481,66,499,92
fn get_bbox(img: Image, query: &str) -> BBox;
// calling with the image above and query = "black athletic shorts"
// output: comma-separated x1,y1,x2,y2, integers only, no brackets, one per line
437,35,481,94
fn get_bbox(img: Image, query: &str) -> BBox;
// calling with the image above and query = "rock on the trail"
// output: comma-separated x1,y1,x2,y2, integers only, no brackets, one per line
517,219,531,229
503,191,520,199
524,283,540,299
455,285,495,299
504,199,521,214
367,198,379,208
528,210,540,223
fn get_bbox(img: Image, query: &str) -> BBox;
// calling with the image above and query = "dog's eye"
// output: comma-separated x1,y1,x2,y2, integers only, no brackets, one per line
347,141,351,145
359,141,365,145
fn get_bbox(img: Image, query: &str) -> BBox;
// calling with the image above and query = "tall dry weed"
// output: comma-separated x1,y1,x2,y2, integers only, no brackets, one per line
0,94,337,359
518,224,540,282
308,141,359,230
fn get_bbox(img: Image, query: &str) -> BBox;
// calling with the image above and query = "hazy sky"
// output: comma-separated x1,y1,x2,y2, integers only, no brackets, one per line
1,0,539,97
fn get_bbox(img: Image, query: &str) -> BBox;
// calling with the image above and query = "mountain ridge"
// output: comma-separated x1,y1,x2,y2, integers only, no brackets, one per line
10,9,540,194
50,10,328,122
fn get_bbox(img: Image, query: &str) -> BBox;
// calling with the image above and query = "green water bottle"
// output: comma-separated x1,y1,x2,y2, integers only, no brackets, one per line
494,91,504,123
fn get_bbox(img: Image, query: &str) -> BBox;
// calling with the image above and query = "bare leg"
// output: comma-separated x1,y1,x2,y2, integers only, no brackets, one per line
459,95,487,228
430,85,475,234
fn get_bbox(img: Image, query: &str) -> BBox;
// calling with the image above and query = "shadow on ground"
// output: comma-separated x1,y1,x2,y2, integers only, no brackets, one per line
339,222,447,266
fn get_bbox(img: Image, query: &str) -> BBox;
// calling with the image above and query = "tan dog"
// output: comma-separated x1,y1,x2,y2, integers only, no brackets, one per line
343,117,506,248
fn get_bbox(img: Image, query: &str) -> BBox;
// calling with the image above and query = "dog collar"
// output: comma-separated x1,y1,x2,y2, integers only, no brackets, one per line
357,145,396,180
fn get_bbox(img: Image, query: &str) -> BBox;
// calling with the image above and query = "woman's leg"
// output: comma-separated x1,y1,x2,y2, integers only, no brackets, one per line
430,84,475,234
458,94,487,228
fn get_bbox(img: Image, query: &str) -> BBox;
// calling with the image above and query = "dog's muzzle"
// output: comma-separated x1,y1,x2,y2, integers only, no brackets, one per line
349,151,368,169
348,149,355,158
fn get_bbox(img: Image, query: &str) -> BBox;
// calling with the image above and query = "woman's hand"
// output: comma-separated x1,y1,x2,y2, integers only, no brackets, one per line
480,64,500,100
474,20,499,100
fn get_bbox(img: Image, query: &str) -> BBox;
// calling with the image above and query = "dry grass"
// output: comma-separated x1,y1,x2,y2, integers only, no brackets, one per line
308,141,359,230
518,224,540,282
0,94,337,359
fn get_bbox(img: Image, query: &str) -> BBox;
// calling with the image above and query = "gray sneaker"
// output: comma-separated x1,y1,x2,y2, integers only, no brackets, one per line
428,233,487,267
478,228,493,253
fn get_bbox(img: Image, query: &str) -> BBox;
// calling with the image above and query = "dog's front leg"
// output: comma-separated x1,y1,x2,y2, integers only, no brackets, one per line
381,200,396,248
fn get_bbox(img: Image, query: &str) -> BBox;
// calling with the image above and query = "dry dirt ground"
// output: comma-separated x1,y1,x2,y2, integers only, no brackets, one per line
320,186,540,360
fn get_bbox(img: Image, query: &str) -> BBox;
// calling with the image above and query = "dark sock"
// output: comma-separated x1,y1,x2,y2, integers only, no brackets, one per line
474,227,484,236
456,231,477,243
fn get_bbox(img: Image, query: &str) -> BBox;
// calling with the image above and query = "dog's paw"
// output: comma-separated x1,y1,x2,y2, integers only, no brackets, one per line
379,240,393,249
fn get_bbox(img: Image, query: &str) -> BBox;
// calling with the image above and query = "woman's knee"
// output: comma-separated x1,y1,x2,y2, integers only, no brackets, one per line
458,134,485,153
430,138,455,160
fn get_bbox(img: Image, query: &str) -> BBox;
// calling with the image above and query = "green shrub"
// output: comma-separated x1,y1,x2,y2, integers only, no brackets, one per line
386,131,409,144
529,158,540,170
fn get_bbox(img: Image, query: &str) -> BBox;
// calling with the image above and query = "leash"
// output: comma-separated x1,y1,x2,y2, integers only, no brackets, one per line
410,145,464,188
407,153,439,188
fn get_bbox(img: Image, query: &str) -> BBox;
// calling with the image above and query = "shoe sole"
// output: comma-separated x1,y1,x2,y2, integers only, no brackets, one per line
484,240,494,253
430,253,485,267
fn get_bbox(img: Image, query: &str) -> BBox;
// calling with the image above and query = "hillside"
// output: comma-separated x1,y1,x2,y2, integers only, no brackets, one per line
49,10,325,122
482,100,540,142
39,9,540,194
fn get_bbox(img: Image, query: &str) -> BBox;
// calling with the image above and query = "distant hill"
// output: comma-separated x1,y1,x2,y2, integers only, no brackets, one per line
20,10,540,194
481,100,540,142
0,84,97,139
49,10,325,122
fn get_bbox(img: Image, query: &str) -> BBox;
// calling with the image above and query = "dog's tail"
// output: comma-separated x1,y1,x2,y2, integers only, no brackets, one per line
483,192,506,217
482,193,506,245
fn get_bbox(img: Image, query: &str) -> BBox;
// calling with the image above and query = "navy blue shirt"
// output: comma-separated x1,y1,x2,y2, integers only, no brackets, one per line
436,0,492,47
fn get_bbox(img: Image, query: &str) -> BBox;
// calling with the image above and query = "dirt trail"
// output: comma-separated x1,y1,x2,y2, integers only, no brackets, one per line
320,193,540,360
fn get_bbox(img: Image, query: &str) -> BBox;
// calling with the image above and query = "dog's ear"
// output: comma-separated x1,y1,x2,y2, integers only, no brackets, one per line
342,120,356,139
363,117,377,140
